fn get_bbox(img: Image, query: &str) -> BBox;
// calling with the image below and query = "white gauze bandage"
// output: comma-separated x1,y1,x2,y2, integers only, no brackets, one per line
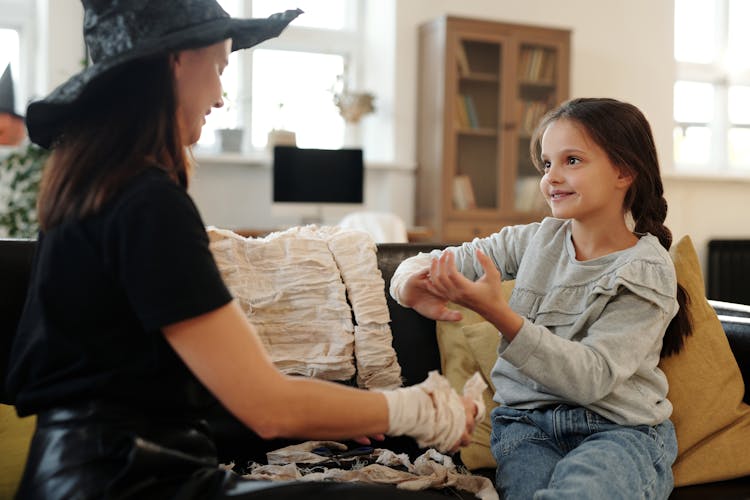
381,371,487,453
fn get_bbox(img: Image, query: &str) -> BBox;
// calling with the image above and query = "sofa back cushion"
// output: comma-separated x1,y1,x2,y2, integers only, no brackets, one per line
0,239,36,405
376,243,446,386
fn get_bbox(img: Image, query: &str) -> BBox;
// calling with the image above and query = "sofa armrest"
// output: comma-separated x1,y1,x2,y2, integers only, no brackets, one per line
710,303,750,405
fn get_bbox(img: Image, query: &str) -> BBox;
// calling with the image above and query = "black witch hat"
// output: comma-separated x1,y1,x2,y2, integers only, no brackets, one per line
25,0,301,148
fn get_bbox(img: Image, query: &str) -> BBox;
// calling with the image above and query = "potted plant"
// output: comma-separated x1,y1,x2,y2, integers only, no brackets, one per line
0,142,49,237
214,91,245,153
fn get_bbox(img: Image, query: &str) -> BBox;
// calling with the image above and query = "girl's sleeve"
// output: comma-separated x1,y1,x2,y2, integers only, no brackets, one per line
389,222,540,305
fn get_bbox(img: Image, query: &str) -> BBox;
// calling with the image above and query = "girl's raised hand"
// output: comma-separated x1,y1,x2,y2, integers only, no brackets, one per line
427,248,506,320
400,269,463,322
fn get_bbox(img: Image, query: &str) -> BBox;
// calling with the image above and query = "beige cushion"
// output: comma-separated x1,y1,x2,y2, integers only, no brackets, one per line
0,404,35,498
436,236,750,485
208,225,402,389
436,281,513,470
659,235,750,486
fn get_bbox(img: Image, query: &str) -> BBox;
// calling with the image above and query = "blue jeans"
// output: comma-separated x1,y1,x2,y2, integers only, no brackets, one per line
490,405,678,500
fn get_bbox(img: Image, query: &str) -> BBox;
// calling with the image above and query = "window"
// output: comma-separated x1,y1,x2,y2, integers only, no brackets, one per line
198,0,361,152
0,0,33,116
673,0,750,171
0,29,20,79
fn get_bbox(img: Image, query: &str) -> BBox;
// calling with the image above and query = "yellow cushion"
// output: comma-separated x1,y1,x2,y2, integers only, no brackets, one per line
0,404,35,498
658,235,750,486
436,281,513,470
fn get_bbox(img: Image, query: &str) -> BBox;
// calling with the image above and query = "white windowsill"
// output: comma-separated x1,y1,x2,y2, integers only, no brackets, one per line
193,149,416,172
662,168,750,183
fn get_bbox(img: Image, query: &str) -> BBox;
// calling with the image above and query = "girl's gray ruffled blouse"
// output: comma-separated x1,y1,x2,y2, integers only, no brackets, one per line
393,217,678,426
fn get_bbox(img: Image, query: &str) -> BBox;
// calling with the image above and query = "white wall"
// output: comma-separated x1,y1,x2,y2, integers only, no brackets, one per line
39,1,750,269
35,0,83,96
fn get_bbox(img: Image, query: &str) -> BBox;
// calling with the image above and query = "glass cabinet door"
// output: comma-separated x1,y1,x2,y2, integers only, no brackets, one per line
514,43,559,214
451,37,502,214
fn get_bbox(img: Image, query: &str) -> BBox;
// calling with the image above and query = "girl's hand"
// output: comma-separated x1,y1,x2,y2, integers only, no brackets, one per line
429,249,523,339
427,249,506,318
400,269,463,322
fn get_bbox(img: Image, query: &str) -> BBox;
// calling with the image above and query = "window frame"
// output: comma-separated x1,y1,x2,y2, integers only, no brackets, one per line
674,0,750,171
204,0,365,151
0,0,36,114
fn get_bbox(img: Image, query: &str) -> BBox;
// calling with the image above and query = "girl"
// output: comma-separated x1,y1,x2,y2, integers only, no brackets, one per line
5,2,477,499
390,98,692,499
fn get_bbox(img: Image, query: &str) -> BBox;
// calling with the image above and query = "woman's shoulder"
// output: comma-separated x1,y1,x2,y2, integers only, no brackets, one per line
101,166,202,238
114,167,192,212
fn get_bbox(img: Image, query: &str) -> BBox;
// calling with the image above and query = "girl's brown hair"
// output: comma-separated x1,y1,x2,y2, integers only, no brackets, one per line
530,97,692,357
37,54,190,230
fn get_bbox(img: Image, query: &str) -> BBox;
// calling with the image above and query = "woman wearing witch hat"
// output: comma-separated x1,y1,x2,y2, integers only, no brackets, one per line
5,2,479,499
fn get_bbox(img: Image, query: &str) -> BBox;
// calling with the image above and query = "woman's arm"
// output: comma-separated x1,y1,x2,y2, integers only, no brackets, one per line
163,300,388,440
163,300,477,449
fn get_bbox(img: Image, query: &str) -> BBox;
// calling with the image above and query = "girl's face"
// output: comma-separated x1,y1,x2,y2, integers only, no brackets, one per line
539,119,632,224
172,39,231,146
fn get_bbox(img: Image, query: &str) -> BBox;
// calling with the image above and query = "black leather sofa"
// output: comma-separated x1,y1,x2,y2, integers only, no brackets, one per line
2,239,750,499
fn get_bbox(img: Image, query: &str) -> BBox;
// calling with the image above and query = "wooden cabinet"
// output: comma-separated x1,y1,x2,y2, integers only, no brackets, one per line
416,16,570,243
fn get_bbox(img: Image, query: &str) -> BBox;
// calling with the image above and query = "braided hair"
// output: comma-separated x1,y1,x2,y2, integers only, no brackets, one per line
530,98,691,356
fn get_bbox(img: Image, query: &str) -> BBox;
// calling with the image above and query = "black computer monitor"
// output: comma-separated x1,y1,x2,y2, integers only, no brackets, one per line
272,145,364,204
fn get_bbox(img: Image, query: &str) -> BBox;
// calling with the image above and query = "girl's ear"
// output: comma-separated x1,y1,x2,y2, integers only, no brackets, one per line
616,167,636,189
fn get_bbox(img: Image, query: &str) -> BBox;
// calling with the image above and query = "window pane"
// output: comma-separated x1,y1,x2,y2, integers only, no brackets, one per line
728,0,750,70
0,28,20,81
674,81,714,123
674,0,716,63
251,49,344,149
673,125,711,166
197,51,240,148
217,0,238,15
252,0,348,30
729,128,750,168
729,86,750,124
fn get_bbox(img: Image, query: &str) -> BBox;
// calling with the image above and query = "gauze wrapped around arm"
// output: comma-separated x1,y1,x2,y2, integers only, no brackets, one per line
381,371,486,453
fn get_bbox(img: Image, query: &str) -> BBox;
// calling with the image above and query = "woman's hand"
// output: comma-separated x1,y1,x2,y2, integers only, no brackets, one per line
352,434,385,446
450,396,479,453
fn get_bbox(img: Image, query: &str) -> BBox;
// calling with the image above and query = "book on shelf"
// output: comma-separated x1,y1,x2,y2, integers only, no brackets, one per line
463,94,480,128
453,175,477,210
519,100,551,136
519,47,556,83
456,41,470,75
455,94,470,128
515,176,547,212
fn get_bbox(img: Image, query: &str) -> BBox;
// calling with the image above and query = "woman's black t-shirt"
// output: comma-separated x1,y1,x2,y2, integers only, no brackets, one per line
6,167,233,417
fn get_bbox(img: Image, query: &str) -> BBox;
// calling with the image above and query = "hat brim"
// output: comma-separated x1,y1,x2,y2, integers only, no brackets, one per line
26,9,301,149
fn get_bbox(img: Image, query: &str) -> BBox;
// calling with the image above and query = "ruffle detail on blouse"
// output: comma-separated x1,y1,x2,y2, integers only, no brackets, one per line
510,257,676,326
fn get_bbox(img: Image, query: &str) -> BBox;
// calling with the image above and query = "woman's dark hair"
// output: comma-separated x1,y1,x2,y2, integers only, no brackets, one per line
530,97,692,357
38,54,190,230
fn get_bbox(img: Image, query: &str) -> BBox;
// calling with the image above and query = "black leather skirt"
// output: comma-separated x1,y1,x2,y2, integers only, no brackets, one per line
15,401,245,499
15,401,453,500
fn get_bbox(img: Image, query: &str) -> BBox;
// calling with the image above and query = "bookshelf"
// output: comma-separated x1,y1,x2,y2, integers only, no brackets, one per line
416,16,570,242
